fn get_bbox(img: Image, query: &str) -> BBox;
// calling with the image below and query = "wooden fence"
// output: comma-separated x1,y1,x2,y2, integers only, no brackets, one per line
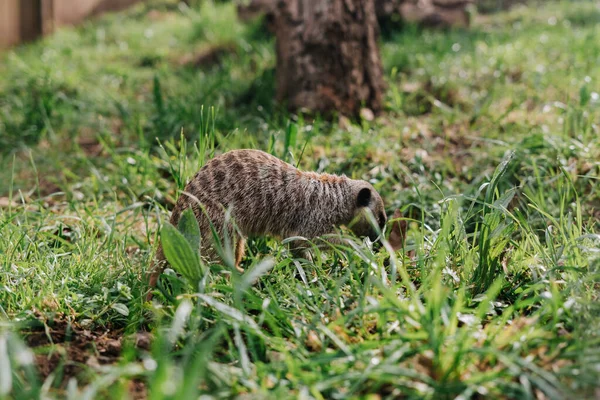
0,0,142,49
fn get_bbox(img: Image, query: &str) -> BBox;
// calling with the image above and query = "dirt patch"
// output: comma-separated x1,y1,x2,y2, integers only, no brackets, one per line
388,209,408,251
395,118,477,179
129,379,148,400
477,0,529,14
24,315,150,397
400,79,463,116
78,135,104,158
146,9,177,22
25,317,123,380
178,42,238,69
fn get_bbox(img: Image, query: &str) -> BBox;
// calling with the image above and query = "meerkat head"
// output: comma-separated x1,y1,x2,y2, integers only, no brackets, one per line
348,182,387,241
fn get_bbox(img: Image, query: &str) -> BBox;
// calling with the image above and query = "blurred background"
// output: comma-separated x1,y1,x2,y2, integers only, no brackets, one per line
1,1,599,398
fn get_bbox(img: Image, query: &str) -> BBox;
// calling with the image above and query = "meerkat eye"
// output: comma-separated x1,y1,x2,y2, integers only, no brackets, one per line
356,188,372,208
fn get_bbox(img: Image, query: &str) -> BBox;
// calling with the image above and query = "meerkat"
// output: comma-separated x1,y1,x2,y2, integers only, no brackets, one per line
147,149,387,295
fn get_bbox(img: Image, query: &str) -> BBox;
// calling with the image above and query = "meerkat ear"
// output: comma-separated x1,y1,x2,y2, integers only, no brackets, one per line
356,187,372,207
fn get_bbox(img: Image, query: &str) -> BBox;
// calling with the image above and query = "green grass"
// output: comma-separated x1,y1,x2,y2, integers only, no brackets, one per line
1,0,599,398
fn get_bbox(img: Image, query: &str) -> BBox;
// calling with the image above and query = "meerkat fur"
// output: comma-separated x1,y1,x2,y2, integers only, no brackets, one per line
148,149,386,295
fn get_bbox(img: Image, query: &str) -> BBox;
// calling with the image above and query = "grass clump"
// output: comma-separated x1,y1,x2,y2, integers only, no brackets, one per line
0,0,599,398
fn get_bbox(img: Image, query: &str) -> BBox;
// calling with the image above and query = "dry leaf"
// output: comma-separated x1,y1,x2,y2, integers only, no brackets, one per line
0,197,19,208
360,107,375,121
305,330,322,352
388,209,408,251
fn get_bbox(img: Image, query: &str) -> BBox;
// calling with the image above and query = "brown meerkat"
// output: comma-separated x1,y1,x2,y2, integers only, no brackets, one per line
148,149,387,295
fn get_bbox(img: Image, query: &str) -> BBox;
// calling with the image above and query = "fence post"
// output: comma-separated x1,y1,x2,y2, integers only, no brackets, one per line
19,0,43,42
41,0,55,35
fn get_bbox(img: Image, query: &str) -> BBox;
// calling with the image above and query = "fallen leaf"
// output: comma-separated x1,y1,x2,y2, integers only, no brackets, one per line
305,331,322,352
0,197,20,208
360,108,375,121
388,209,408,251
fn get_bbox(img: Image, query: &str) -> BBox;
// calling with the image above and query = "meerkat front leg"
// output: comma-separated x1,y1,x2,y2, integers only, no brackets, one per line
288,235,356,264
288,239,314,263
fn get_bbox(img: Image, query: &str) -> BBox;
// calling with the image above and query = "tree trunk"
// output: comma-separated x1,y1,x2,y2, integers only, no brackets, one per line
271,0,385,117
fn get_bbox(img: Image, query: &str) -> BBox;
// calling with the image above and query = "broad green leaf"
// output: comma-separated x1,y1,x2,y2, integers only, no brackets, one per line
161,223,205,287
178,208,201,252
111,303,129,317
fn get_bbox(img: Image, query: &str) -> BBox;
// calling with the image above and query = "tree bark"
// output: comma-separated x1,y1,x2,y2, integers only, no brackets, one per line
270,0,385,117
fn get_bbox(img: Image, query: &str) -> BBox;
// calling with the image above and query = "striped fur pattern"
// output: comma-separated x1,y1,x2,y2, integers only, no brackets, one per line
148,149,386,292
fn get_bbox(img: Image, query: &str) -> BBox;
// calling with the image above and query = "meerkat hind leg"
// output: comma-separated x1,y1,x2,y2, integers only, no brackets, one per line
235,236,246,273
